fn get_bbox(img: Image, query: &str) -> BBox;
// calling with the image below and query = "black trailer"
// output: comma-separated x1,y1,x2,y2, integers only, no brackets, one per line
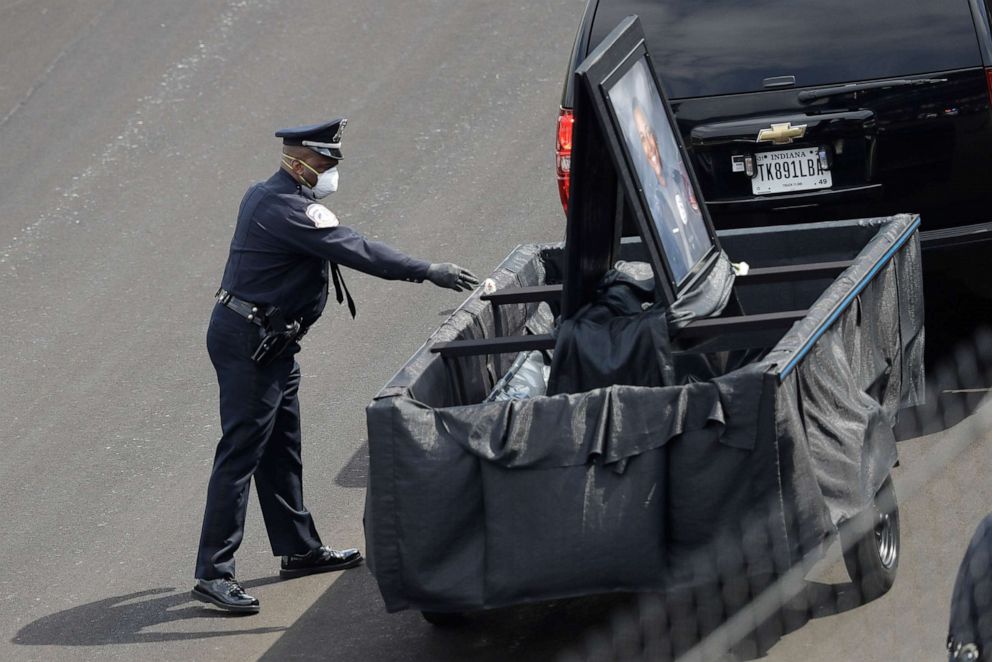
363,17,925,622
365,214,923,618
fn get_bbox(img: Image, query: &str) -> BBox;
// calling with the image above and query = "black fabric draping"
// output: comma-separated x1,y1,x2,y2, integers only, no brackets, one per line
364,216,924,613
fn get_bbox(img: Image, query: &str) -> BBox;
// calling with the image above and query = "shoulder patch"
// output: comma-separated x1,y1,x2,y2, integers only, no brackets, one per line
305,203,338,228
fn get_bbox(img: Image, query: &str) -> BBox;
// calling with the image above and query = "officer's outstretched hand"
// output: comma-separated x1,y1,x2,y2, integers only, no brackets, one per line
426,263,480,292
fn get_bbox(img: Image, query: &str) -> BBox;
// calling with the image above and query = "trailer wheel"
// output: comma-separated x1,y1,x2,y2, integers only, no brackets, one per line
421,611,467,627
840,474,899,602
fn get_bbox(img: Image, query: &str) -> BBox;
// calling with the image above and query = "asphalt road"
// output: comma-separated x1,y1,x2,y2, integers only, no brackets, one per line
1,2,989,661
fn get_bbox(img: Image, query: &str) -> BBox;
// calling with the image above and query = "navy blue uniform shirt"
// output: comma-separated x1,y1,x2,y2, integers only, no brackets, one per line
220,169,431,327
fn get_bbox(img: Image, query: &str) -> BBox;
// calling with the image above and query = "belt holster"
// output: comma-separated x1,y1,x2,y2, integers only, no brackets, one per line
215,288,303,366
251,309,301,367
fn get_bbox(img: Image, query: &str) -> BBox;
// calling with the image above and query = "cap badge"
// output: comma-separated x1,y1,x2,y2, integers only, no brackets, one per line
332,119,348,144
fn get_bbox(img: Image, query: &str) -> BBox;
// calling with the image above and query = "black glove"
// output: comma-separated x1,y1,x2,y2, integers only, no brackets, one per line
426,263,480,292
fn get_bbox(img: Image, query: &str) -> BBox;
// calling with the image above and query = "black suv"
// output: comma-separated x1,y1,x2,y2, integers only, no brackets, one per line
556,0,992,255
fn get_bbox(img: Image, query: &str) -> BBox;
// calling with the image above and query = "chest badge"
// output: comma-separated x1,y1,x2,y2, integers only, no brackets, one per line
305,203,338,228
757,122,807,145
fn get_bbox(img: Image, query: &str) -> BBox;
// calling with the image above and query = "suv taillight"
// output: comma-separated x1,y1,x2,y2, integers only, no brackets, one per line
555,107,574,215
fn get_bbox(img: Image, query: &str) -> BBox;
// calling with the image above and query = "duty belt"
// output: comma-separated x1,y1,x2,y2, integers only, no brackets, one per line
216,288,266,327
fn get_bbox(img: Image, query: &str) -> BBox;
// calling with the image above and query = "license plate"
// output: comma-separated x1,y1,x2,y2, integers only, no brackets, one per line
752,147,832,195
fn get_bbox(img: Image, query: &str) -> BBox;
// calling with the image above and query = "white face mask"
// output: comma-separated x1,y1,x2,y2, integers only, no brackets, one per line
311,166,339,198
284,155,339,198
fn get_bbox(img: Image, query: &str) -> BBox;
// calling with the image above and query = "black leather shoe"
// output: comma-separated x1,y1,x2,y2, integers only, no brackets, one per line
280,546,363,578
191,578,260,613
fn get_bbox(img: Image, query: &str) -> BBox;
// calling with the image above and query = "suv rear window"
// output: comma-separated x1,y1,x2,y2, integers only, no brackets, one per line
589,0,984,99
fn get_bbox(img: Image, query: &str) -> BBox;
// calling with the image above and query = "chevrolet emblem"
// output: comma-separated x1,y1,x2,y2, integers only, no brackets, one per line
757,122,807,145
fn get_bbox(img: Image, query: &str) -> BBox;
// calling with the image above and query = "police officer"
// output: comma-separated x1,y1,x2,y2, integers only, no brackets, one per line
192,119,479,613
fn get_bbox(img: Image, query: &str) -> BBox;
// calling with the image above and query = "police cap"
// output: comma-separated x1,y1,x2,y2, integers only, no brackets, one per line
275,118,347,160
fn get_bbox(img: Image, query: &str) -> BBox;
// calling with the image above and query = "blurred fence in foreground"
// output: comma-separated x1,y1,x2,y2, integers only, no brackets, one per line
560,328,992,662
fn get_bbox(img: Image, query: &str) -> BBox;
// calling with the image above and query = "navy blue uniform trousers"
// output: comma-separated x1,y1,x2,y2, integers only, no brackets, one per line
195,304,322,580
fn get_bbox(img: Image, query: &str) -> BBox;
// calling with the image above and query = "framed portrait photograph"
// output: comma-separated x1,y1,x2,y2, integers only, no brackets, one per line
565,15,720,311
606,59,713,286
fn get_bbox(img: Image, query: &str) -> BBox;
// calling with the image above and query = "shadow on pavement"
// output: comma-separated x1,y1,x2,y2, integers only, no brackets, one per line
12,577,285,646
335,440,369,489
728,580,864,660
252,565,871,661
259,566,633,661
555,578,867,661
